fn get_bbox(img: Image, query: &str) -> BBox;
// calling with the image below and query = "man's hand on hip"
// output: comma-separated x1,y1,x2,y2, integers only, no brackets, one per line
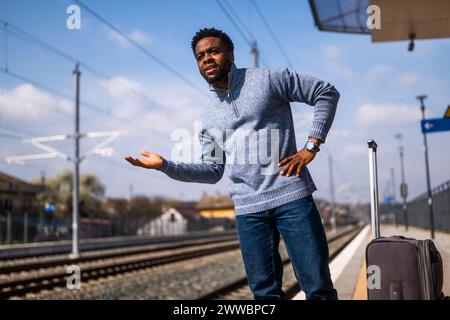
124,151,163,169
278,149,317,177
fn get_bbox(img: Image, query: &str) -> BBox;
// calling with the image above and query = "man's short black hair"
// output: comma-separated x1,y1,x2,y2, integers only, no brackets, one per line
191,27,234,54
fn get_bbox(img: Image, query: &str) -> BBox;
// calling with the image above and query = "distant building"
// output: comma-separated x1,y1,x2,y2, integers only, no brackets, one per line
137,207,187,236
0,171,41,215
196,192,235,220
0,171,41,242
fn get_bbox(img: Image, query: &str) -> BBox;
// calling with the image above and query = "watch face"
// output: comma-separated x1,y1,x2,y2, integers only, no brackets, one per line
306,141,315,150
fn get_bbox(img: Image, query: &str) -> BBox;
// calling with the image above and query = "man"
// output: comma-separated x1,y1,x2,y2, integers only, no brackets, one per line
125,27,340,300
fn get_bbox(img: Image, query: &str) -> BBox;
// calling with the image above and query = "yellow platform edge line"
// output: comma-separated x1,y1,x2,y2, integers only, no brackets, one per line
352,231,372,300
352,255,367,300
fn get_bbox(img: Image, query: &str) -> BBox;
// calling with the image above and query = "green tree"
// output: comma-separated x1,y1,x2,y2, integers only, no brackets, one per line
33,170,105,218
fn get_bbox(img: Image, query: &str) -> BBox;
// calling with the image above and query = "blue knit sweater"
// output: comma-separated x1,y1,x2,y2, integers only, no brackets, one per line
158,64,340,215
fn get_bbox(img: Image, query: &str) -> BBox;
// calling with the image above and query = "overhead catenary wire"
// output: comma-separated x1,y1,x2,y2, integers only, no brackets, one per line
8,94,74,118
0,67,170,143
222,0,271,67
0,8,218,200
214,0,270,67
214,0,253,47
73,0,208,98
0,123,43,138
3,21,7,71
250,0,295,69
0,70,74,129
0,16,183,197
0,67,73,100
222,0,255,42
0,19,168,110
0,132,24,141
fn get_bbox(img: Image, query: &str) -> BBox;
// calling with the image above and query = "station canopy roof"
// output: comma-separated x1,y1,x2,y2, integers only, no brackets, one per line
309,0,450,42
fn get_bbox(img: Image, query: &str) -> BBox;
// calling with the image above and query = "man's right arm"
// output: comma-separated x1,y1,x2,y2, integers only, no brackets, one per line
123,127,225,184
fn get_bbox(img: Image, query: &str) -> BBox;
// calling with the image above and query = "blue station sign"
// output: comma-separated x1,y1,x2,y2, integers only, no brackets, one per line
421,118,450,134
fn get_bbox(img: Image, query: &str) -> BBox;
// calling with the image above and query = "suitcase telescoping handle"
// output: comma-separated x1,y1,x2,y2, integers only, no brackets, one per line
368,139,380,239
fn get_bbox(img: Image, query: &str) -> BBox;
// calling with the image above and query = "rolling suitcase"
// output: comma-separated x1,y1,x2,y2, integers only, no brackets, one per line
365,139,444,300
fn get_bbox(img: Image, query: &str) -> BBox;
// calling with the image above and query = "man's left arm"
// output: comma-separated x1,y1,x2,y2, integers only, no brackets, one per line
269,68,340,176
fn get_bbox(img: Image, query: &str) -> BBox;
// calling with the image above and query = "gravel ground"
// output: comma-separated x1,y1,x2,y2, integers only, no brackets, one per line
20,244,289,300
13,228,357,300
1,240,238,283
0,235,235,270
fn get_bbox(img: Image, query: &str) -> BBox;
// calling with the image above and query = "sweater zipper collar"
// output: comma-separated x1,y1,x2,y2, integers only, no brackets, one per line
209,64,240,118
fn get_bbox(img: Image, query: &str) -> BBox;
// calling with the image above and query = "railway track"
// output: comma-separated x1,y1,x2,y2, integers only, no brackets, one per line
0,230,237,261
0,235,239,299
0,225,361,300
195,225,363,300
0,234,237,274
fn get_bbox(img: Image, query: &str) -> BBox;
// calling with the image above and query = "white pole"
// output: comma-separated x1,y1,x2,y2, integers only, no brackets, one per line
328,154,337,232
70,63,81,259
368,140,380,239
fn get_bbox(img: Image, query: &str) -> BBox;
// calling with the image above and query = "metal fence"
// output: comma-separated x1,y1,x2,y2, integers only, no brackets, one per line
0,213,236,244
397,179,450,232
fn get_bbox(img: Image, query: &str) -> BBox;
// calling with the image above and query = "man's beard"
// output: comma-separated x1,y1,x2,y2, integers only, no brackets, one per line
202,62,231,85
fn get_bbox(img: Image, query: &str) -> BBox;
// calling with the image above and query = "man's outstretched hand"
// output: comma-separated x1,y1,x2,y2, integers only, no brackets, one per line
124,151,163,170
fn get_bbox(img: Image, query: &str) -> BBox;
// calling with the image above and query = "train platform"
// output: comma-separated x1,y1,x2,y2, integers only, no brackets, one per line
293,224,450,300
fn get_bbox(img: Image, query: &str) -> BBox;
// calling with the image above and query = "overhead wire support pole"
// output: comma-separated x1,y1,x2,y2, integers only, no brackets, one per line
399,145,409,231
3,21,8,72
417,95,435,239
215,0,270,67
395,132,409,232
251,41,259,68
390,166,398,227
5,64,126,256
71,63,81,259
329,154,337,232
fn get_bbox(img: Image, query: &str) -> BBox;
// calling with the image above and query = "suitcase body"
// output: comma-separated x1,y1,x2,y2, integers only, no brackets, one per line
365,140,444,300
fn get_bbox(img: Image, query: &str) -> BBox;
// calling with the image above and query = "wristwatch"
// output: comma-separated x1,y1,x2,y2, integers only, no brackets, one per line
305,140,320,153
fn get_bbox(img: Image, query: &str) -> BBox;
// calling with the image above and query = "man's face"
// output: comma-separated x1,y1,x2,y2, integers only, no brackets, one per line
195,37,234,85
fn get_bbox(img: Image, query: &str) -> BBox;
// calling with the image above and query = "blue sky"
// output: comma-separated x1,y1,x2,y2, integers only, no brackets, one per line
1,0,449,204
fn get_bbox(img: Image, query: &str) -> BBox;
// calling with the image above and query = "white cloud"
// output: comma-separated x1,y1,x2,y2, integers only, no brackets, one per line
322,45,340,60
292,111,314,128
330,63,354,80
107,28,153,47
0,84,72,125
364,67,418,87
128,29,153,45
320,45,354,80
98,76,152,119
326,129,350,142
364,64,391,85
392,72,418,86
96,76,202,138
100,76,144,98
342,144,367,156
353,102,422,126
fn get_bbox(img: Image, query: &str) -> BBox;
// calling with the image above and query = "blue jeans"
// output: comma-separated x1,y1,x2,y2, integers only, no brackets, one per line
236,195,338,300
